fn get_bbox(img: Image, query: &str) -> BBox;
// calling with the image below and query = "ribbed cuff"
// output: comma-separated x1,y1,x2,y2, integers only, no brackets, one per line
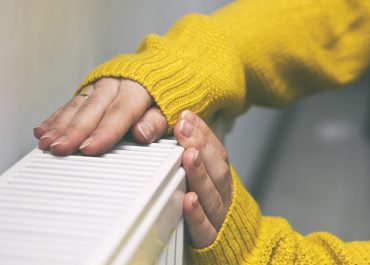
77,46,214,132
189,166,262,265
77,14,246,133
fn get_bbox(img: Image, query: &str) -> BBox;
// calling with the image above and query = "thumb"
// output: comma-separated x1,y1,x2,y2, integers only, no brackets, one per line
131,106,168,143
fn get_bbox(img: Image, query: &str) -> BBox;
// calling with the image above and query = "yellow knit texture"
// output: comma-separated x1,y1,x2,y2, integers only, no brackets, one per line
79,0,370,263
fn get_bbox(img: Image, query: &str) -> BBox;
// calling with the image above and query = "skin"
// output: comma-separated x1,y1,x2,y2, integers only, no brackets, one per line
174,110,233,248
34,78,168,156
34,78,233,248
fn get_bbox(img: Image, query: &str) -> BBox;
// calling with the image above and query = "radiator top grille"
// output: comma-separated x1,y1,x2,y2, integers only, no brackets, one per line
0,139,183,265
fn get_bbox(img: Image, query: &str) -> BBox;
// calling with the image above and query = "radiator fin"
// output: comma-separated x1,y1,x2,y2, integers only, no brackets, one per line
0,139,183,265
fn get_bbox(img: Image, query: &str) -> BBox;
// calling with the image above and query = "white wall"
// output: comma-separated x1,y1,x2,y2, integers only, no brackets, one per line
0,0,280,182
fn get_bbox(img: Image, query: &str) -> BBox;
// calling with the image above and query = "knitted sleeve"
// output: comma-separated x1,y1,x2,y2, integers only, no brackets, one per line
211,0,370,107
77,14,246,132
188,167,370,265
77,0,370,131
76,1,370,263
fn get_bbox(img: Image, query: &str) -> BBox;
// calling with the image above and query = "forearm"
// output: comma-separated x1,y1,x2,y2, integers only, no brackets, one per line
212,0,370,107
78,14,246,131
78,0,370,130
190,168,370,264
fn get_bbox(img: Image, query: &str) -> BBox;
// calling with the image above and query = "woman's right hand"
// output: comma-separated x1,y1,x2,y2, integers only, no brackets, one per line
34,78,169,156
174,110,233,248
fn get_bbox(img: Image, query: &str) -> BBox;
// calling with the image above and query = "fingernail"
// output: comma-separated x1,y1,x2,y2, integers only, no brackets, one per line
181,110,191,120
33,125,44,137
79,137,95,150
50,136,68,148
193,149,201,167
192,195,199,208
181,110,198,127
180,120,194,138
40,130,58,140
138,120,156,142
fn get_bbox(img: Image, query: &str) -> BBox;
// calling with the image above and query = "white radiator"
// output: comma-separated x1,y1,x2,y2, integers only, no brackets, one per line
0,139,186,265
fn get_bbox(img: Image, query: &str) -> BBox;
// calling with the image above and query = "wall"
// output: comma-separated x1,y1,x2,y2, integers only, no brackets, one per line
0,0,280,183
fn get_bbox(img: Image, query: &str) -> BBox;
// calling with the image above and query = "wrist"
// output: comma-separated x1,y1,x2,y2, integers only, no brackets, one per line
189,166,262,264
78,14,246,132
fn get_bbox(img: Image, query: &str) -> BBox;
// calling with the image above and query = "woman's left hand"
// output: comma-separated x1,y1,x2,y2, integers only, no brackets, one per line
174,110,233,249
34,78,168,156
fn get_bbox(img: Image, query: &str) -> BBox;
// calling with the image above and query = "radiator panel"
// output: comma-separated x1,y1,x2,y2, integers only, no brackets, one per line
0,139,185,265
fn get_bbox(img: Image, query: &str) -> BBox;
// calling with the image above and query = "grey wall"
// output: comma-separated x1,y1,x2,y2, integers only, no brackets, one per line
0,0,280,184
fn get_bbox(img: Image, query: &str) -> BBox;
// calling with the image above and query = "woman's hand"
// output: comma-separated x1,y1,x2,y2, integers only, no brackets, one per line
174,110,233,249
34,78,168,156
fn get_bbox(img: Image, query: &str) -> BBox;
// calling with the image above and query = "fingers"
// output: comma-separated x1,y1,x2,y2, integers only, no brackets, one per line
180,110,228,162
36,78,153,156
37,85,95,151
182,147,225,230
33,107,62,139
49,79,120,155
183,192,217,249
174,111,232,207
131,106,168,144
77,79,152,155
175,110,233,248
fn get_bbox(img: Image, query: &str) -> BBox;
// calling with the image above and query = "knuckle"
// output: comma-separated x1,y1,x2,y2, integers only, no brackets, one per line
93,80,119,95
200,138,209,154
193,115,200,128
220,149,229,162
80,84,93,94
99,77,111,83
219,162,230,181
95,77,118,89
209,194,223,215
64,99,81,110
83,94,103,107
196,211,206,225
125,86,152,107
198,167,208,183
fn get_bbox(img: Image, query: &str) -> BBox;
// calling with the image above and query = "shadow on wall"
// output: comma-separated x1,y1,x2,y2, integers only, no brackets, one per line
250,70,370,205
248,72,370,241
247,106,297,203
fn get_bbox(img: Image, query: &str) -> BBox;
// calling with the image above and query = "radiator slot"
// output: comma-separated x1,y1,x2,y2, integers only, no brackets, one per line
0,139,185,265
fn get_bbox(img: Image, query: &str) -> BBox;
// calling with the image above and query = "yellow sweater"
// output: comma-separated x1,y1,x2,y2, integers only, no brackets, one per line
79,0,370,264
